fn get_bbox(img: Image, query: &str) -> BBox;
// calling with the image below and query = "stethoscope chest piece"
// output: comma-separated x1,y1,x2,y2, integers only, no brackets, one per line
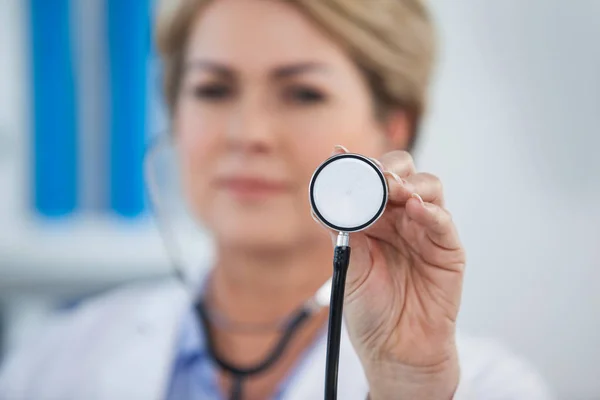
309,153,388,233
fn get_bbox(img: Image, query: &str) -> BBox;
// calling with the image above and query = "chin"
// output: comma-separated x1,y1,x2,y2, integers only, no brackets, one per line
211,211,302,251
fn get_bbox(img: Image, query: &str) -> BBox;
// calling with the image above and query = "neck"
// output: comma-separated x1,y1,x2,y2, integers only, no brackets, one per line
208,239,333,324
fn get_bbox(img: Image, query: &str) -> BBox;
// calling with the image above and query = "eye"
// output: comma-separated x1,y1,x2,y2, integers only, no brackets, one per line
192,83,232,101
284,85,326,105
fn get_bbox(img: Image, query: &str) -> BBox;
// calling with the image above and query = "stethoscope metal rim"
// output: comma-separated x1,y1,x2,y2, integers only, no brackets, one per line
309,153,388,233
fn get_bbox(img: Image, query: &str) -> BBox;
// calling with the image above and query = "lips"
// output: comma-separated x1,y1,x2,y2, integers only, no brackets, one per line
216,176,290,199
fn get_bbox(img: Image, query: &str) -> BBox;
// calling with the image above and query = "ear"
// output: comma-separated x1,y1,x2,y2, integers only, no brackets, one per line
382,110,412,150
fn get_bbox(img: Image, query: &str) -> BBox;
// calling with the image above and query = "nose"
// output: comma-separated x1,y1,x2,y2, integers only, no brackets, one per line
226,99,276,154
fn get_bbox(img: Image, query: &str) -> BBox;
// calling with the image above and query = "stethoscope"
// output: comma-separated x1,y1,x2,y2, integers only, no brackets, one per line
145,140,388,400
309,153,388,400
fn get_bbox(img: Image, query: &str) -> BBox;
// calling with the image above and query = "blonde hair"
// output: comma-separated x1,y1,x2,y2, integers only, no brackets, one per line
155,0,437,148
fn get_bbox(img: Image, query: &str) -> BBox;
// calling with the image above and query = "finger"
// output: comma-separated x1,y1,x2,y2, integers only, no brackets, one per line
403,172,445,206
378,150,416,178
384,170,415,206
383,171,445,207
405,195,463,253
344,232,380,301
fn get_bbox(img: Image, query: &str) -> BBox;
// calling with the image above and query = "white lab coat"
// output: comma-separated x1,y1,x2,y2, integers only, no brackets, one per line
0,277,552,400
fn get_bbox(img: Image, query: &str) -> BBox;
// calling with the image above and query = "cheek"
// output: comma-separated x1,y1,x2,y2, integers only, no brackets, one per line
285,106,385,174
175,107,223,215
177,106,217,158
177,101,228,168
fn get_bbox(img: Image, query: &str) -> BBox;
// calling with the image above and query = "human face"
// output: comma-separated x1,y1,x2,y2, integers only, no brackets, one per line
175,0,401,250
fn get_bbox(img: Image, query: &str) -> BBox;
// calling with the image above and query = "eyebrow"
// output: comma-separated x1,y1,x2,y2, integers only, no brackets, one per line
271,62,329,79
185,60,233,78
184,59,330,79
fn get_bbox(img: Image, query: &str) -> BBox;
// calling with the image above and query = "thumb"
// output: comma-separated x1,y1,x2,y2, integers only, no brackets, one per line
310,212,374,296
332,144,350,156
344,232,375,298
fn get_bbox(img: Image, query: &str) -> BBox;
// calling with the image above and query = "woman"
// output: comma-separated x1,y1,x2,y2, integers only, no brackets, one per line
0,0,551,399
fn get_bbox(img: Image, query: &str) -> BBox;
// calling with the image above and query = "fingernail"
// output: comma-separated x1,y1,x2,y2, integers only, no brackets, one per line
385,171,404,185
411,193,425,206
369,157,385,171
333,144,349,154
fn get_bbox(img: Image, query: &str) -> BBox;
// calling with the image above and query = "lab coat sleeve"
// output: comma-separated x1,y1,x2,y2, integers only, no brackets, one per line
452,336,554,400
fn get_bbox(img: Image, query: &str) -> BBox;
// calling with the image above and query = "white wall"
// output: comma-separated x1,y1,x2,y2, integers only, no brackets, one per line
0,0,599,398
421,1,600,398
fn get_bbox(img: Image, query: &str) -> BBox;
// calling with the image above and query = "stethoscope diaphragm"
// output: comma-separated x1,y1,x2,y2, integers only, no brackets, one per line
309,153,388,233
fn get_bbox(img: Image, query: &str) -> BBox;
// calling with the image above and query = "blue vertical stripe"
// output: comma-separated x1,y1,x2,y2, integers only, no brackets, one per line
30,0,78,217
107,0,150,217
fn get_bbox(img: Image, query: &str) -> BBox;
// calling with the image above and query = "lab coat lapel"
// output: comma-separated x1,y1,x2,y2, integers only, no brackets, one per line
87,279,191,400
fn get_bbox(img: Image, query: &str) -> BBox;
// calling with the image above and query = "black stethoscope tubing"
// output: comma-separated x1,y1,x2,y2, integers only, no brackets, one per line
196,299,312,400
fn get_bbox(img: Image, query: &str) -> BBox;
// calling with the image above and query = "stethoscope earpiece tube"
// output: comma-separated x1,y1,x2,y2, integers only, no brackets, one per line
324,232,352,400
196,300,311,400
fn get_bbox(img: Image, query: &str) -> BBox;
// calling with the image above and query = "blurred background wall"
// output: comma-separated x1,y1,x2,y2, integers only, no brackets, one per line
0,0,598,399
